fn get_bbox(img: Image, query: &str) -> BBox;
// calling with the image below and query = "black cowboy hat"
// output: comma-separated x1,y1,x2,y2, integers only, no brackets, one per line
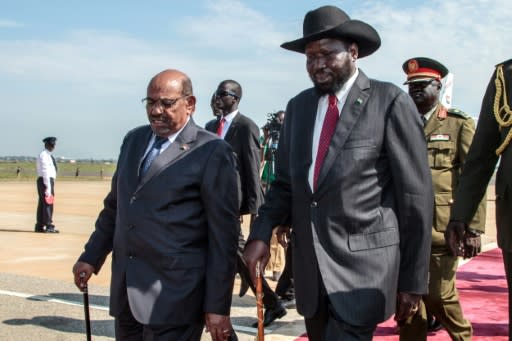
280,6,381,58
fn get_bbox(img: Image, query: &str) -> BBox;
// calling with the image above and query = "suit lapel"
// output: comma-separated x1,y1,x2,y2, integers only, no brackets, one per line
137,119,198,189
297,91,320,195
132,128,154,185
223,113,240,142
315,72,370,194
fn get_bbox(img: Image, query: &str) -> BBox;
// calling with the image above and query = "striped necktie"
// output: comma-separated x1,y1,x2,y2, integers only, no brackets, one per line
217,117,226,136
140,136,166,177
313,95,339,190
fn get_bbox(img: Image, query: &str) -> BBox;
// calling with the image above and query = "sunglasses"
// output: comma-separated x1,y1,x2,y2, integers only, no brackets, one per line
215,89,239,98
141,95,188,109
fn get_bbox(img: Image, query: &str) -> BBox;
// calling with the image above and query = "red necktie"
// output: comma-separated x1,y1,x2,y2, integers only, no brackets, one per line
313,95,339,190
217,117,226,136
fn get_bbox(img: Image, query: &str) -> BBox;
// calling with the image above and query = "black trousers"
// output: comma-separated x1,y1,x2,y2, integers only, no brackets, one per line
115,298,203,341
276,243,293,298
304,272,376,341
36,177,54,228
237,232,280,309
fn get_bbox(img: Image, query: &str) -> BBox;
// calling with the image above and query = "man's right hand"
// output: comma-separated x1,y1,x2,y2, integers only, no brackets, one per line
242,240,270,286
276,226,291,248
72,261,95,292
444,220,466,257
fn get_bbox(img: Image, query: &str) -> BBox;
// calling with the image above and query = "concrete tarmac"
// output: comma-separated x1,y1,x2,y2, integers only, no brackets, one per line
0,181,497,340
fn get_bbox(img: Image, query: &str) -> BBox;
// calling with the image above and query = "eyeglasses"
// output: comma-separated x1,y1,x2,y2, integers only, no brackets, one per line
141,95,188,109
215,89,238,98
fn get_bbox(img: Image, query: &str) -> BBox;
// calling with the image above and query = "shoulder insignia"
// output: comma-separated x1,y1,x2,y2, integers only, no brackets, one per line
447,108,471,119
437,106,448,119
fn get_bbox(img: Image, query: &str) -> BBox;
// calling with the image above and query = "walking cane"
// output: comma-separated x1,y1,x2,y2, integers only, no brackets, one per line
255,261,264,341
80,272,92,341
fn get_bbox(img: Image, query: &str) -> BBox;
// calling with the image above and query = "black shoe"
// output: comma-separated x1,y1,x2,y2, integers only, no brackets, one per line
252,304,287,327
45,226,59,233
239,277,250,297
34,224,45,233
427,318,443,332
280,297,296,309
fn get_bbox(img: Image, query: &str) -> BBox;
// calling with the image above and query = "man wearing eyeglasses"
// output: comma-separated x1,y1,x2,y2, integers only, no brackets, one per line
72,69,240,341
399,57,486,341
206,80,287,327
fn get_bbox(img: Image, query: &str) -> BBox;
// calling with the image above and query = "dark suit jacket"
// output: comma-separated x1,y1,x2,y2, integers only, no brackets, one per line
249,71,433,326
78,119,240,325
205,117,219,132
206,112,264,215
451,59,512,251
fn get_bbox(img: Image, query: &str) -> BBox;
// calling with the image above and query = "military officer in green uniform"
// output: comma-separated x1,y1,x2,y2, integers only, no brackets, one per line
399,57,486,341
446,58,512,340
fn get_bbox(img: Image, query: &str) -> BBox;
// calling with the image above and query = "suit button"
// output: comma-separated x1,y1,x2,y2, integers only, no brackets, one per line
129,254,135,259
311,201,318,207
130,196,136,204
128,224,135,229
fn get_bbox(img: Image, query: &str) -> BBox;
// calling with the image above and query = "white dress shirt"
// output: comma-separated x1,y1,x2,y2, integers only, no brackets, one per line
218,110,239,139
308,68,359,190
36,148,57,195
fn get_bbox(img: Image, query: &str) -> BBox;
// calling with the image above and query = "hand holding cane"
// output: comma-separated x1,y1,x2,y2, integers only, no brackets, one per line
255,261,264,341
80,272,92,341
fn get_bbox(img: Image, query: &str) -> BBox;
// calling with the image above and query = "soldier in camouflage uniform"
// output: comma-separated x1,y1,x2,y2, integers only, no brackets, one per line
399,57,486,341
446,59,512,340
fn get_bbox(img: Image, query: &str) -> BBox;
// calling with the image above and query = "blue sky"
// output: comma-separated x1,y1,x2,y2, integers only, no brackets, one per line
1,0,511,159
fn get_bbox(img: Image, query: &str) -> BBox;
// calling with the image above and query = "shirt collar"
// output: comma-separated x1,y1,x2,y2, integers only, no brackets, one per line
423,103,438,121
150,116,190,146
222,109,239,123
335,68,359,103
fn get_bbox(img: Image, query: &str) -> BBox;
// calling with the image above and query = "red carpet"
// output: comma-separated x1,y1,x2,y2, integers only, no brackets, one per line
295,248,508,340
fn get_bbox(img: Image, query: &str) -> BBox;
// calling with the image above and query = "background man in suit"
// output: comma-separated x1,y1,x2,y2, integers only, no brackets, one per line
35,136,59,233
243,6,433,340
399,57,485,341
261,110,287,282
72,69,240,341
445,59,512,337
206,80,287,327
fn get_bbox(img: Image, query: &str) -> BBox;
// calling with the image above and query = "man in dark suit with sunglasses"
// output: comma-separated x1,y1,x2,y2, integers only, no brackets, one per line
206,80,287,327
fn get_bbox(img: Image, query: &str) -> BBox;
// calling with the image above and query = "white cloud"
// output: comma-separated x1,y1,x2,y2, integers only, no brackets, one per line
180,0,288,52
0,0,511,158
0,19,23,28
353,0,512,116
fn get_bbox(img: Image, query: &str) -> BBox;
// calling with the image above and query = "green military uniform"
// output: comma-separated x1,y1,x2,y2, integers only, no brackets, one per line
450,59,512,339
399,58,486,341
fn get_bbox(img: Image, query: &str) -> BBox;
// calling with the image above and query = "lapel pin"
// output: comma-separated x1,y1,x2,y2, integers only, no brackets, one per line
356,98,363,105
180,144,189,151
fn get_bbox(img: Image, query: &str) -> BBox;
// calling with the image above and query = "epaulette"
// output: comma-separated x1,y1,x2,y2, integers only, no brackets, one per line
447,108,471,119
496,59,512,68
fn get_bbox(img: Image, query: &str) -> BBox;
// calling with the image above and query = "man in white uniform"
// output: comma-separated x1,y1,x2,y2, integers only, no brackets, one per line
35,136,59,233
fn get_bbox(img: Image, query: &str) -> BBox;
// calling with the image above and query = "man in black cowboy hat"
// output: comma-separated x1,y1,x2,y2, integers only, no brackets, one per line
35,136,59,233
244,5,432,340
